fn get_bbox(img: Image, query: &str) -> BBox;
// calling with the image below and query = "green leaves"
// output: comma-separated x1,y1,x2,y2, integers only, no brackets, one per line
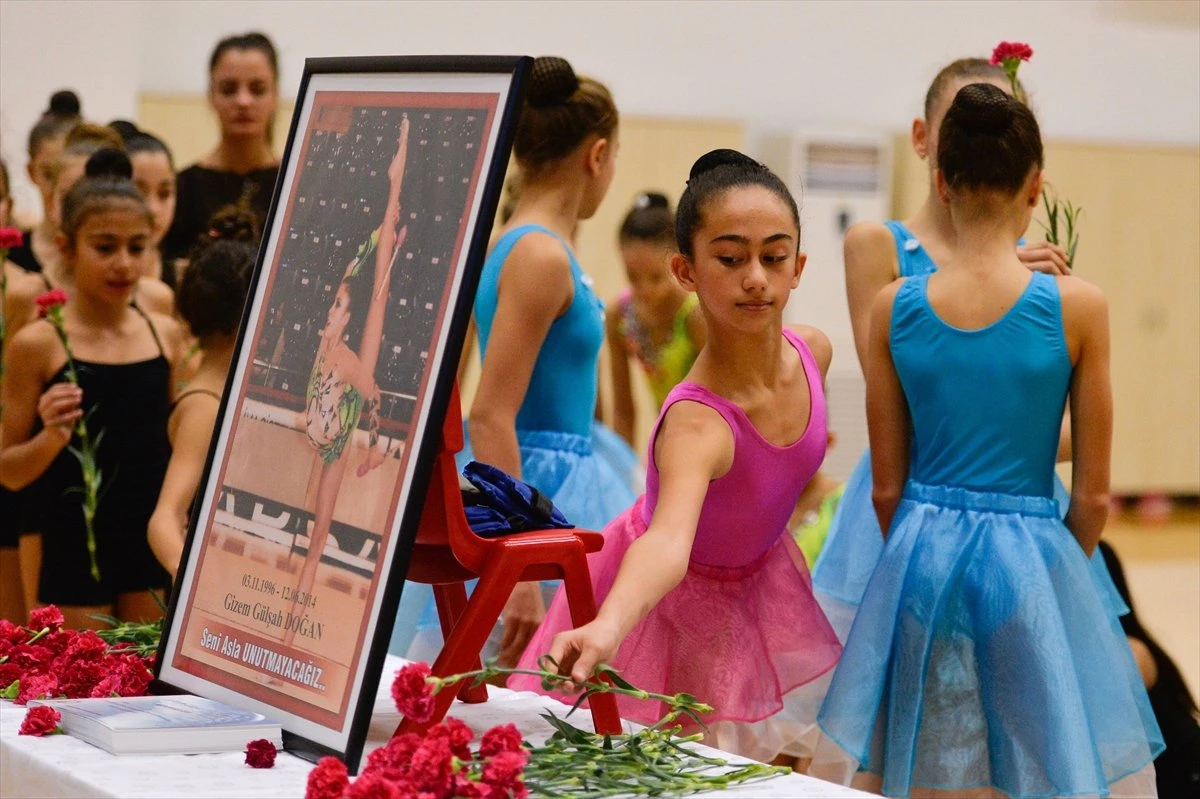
435,659,789,797
1040,184,1083,269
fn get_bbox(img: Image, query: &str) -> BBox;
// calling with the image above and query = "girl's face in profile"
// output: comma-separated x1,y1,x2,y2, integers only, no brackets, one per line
131,151,176,247
326,283,352,337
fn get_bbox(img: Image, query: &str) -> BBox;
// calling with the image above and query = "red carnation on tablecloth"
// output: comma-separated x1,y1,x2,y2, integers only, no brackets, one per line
0,619,26,645
28,605,65,633
245,738,278,768
18,705,62,736
425,717,473,761
16,673,60,705
391,661,435,723
89,652,153,698
0,661,22,689
408,735,455,796
481,750,530,799
478,723,523,758
9,644,54,669
346,771,414,799
305,755,350,799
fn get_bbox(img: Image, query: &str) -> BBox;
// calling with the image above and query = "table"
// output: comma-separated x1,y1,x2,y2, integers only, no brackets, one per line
1,657,877,798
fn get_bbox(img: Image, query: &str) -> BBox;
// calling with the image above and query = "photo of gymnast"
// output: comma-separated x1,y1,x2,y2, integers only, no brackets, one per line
169,89,500,723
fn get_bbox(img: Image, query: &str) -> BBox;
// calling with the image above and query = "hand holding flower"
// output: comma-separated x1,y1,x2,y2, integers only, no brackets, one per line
1017,239,1071,276
36,382,84,441
546,618,623,688
34,288,105,581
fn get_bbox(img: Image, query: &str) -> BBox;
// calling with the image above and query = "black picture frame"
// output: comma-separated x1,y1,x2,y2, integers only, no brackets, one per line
155,54,531,772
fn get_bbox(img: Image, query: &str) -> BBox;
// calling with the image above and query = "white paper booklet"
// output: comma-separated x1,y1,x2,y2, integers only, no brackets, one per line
29,694,282,755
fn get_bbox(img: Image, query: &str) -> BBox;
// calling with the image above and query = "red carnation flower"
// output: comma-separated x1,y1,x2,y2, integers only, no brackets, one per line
28,605,65,633
9,644,54,670
453,773,495,799
245,738,278,768
346,772,413,799
0,227,23,250
0,619,28,645
0,661,23,689
363,731,421,781
425,717,473,761
391,661,435,723
35,288,69,318
305,756,350,799
481,750,529,799
59,660,109,699
479,724,524,758
18,705,61,736
990,41,1033,66
16,673,59,705
408,735,454,796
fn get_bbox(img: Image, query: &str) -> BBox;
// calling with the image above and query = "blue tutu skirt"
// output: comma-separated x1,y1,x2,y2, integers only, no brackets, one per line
817,482,1163,799
399,425,641,661
812,450,1128,642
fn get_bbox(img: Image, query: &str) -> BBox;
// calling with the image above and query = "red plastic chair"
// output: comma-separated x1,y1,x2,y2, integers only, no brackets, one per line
396,382,621,736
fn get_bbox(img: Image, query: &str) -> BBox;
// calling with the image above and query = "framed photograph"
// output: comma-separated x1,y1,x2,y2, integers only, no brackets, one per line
155,55,531,770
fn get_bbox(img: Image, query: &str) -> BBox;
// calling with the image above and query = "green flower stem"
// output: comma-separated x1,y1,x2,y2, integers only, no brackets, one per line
431,662,790,798
45,308,103,582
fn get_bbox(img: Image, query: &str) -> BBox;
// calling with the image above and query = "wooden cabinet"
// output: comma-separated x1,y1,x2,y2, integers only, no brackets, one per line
894,136,1200,494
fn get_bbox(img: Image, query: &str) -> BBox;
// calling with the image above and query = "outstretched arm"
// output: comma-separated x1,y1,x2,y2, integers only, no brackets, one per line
547,400,732,684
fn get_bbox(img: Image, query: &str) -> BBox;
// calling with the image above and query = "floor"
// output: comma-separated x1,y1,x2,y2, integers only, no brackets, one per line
1104,503,1200,698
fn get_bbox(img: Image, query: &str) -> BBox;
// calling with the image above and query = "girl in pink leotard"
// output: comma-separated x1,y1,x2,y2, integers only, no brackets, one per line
511,149,841,764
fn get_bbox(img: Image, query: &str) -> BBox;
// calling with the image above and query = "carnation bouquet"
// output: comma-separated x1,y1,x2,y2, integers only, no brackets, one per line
304,658,789,799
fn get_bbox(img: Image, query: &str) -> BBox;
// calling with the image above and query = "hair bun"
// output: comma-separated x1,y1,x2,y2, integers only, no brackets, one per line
108,119,142,143
205,204,261,243
85,147,133,181
688,149,763,182
47,89,81,118
526,56,579,108
635,191,670,210
950,83,1014,134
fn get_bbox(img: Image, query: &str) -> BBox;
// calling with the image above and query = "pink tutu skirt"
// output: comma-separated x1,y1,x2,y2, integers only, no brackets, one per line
510,497,843,761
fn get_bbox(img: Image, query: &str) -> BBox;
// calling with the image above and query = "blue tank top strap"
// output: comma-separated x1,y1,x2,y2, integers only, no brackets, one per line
884,220,939,278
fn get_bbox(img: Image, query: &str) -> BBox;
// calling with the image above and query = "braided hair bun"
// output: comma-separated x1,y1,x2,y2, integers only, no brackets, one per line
47,90,82,118
688,149,765,182
527,56,579,108
84,147,134,180
947,83,1014,135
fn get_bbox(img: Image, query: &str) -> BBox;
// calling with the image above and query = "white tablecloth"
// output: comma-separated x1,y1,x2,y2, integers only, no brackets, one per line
1,656,877,798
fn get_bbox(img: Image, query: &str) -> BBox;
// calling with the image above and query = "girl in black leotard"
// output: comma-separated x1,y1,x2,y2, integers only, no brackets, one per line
0,149,183,630
148,236,255,578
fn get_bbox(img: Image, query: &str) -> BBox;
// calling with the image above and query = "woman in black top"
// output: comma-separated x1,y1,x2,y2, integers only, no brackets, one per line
1099,540,1200,798
161,32,280,268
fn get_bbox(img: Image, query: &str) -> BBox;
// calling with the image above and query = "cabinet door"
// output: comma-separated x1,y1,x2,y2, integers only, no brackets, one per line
893,135,1200,494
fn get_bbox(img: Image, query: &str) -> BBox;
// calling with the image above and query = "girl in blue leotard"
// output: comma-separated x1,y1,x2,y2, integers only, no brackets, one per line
818,81,1161,799
405,57,633,668
811,58,1121,641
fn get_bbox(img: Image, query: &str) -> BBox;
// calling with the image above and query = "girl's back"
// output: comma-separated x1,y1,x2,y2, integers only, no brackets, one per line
890,270,1069,497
